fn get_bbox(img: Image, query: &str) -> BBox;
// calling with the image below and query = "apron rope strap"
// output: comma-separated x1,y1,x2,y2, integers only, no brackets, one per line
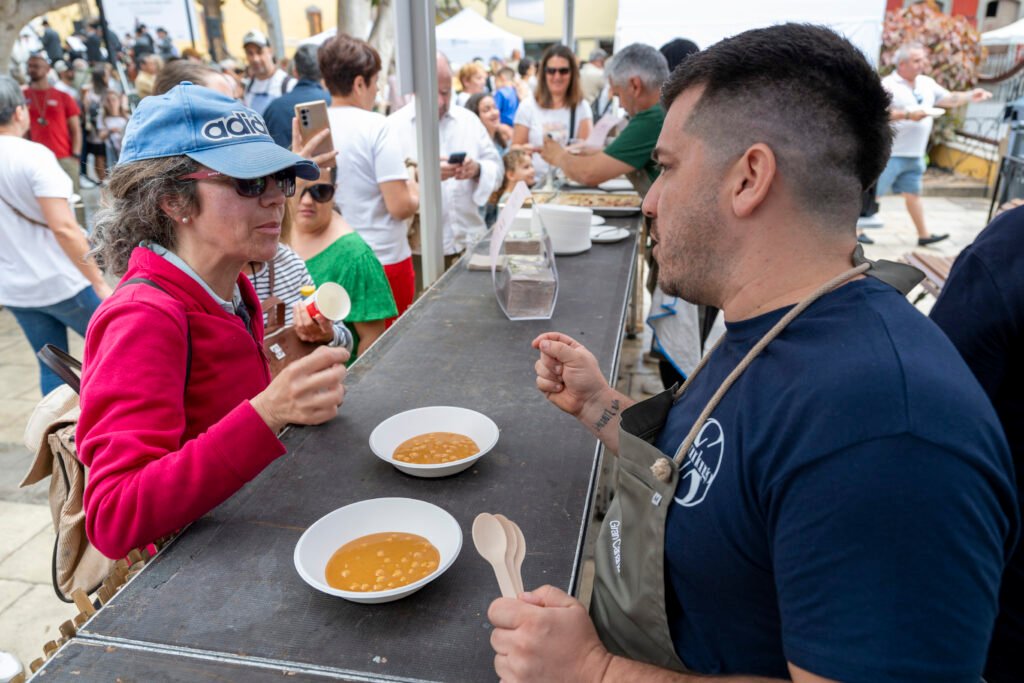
651,262,871,482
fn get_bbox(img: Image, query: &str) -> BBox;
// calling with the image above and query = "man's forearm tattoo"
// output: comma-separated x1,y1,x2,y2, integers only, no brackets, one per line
594,399,620,432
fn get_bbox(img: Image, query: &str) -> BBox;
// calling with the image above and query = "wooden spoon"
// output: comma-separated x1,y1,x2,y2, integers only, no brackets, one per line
510,520,526,595
472,513,517,598
494,514,522,595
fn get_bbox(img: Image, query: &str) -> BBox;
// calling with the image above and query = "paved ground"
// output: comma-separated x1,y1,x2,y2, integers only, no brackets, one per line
0,192,991,675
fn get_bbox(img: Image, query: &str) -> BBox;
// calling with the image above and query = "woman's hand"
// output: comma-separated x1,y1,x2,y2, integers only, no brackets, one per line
251,345,349,433
291,116,339,167
292,301,334,344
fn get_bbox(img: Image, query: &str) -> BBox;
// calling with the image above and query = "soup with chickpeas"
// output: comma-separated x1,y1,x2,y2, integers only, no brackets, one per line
325,532,440,592
393,432,479,465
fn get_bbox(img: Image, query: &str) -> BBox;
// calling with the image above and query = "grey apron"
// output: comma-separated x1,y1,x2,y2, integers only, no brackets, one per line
589,252,922,670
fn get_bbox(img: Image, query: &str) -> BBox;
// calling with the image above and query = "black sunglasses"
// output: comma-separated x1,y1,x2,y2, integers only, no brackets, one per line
178,168,297,198
300,183,336,203
546,67,571,76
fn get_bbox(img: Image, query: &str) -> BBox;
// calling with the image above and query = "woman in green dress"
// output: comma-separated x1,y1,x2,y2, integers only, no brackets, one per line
286,165,397,364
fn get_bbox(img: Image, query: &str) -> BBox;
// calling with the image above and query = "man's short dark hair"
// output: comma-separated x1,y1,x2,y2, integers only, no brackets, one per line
517,57,534,78
318,34,380,97
292,44,321,82
662,24,892,221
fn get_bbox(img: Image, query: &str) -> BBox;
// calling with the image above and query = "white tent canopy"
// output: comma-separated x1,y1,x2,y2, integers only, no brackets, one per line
435,8,525,66
982,18,1024,46
614,0,886,66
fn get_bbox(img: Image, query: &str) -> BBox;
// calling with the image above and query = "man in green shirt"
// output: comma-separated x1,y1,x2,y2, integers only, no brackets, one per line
540,43,669,192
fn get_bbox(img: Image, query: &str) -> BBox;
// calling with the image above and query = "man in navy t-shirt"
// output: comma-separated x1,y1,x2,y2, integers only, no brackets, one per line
930,206,1024,683
486,24,1019,683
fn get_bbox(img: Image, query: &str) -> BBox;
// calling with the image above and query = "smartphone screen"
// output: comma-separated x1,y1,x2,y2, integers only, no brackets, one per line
447,152,467,165
294,100,335,168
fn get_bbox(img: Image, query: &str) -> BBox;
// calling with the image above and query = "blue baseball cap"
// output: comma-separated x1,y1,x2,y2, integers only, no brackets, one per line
118,82,319,180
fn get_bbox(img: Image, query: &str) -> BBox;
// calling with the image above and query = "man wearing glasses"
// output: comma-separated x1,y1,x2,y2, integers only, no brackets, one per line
871,42,991,247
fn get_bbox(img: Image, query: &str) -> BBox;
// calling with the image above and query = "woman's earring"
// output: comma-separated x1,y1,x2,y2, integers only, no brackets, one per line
182,216,190,224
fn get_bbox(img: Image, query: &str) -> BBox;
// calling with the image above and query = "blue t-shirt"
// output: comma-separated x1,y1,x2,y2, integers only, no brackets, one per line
930,207,1024,683
493,86,519,128
654,278,1018,682
262,79,331,149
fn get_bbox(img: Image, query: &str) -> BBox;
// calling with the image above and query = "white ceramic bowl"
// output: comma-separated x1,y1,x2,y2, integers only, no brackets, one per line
294,497,462,604
369,406,500,478
535,204,593,255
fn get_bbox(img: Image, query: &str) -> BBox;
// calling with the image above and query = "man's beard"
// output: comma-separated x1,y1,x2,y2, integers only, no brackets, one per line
656,186,725,307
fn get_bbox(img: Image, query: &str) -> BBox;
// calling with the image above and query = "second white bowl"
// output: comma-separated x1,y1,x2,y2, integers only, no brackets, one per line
369,406,499,478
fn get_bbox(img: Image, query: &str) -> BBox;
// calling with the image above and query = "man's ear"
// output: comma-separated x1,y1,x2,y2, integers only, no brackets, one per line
630,75,643,97
728,143,776,219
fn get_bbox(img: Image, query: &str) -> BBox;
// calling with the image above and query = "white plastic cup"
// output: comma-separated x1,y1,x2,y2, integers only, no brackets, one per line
304,282,351,322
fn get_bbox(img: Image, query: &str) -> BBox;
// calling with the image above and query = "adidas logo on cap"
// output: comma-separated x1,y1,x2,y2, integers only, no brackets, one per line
201,111,269,141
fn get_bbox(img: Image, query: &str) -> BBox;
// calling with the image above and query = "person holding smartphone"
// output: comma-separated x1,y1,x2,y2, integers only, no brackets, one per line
385,52,502,274
319,35,419,321
262,44,330,150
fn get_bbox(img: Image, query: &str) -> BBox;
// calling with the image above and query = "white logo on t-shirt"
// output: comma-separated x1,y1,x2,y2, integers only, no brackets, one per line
674,418,724,508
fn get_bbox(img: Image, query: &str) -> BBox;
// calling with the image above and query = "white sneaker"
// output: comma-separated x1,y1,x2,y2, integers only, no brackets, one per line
856,214,884,229
0,650,24,683
640,376,664,395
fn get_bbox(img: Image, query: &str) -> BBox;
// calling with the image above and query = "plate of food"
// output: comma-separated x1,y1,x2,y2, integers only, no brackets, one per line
923,106,946,117
550,192,643,216
294,497,462,603
369,406,499,478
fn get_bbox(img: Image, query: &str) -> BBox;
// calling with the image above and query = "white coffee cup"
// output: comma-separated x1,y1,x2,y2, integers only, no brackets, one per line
304,282,351,322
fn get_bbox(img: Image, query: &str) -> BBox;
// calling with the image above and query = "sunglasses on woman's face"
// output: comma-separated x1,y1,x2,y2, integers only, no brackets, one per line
299,183,336,203
178,169,297,198
546,67,571,76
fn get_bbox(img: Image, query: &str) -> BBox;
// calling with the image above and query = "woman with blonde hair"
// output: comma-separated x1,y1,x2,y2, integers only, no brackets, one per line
512,45,592,179
456,61,488,106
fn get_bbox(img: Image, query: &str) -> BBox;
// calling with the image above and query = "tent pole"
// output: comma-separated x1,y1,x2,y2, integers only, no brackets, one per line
563,0,575,49
411,0,444,287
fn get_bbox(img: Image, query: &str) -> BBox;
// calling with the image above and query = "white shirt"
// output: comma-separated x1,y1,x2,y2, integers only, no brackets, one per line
514,98,592,177
881,72,950,158
385,102,502,254
243,69,293,116
0,136,90,307
327,105,411,265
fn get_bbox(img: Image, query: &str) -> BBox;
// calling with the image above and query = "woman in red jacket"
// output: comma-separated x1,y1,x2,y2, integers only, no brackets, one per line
78,83,348,559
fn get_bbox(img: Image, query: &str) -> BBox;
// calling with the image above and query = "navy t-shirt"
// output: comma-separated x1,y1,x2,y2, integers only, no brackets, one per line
930,207,1024,683
654,277,1018,682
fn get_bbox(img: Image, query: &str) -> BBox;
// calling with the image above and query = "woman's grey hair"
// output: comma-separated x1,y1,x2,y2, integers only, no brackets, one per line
894,42,926,65
605,43,670,93
0,75,24,126
90,156,200,277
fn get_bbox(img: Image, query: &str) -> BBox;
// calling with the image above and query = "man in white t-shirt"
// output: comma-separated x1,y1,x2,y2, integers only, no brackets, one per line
871,43,991,247
386,53,502,261
0,76,110,395
242,30,293,116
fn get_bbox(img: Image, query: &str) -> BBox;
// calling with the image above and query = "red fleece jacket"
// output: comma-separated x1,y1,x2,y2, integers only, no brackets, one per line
78,247,286,559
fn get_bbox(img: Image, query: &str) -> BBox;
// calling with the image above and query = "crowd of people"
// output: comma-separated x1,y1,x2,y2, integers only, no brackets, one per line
1,13,1022,683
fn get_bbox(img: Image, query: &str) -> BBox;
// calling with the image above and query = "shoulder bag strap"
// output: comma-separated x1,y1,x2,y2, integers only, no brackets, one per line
0,193,49,228
120,277,192,387
569,104,577,140
38,345,83,394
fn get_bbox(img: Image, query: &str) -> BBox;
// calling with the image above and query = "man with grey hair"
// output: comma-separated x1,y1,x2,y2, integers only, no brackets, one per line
580,47,608,103
263,43,330,149
870,42,991,247
541,42,668,192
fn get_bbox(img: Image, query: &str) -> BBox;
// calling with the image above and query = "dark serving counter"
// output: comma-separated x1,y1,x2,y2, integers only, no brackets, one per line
37,216,639,682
